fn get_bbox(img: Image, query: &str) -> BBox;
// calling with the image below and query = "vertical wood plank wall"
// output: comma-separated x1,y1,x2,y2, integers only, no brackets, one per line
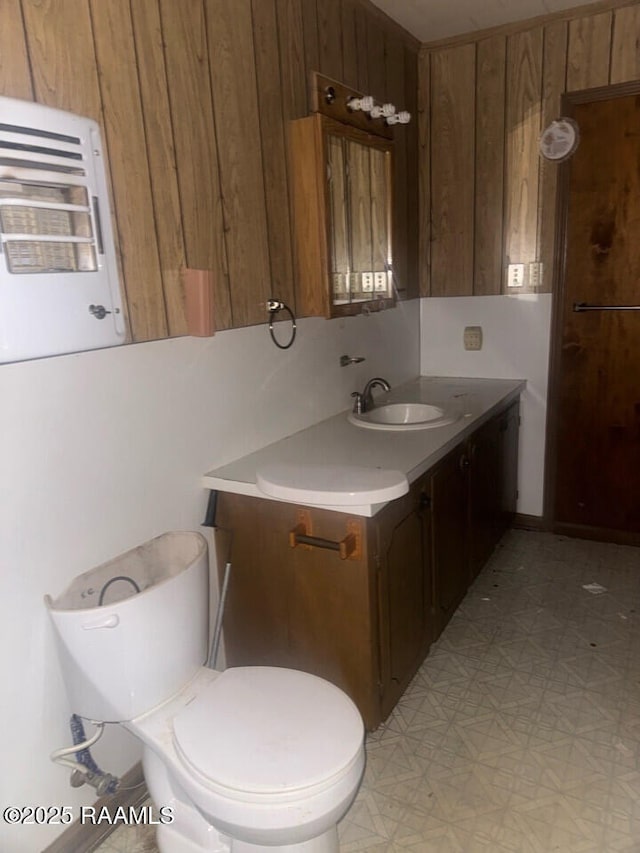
0,0,418,342
421,1,640,297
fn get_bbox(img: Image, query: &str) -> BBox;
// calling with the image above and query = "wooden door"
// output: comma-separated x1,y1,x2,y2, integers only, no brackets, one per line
554,93,640,538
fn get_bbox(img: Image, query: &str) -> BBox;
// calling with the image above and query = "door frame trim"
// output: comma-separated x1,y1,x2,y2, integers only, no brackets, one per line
543,80,640,530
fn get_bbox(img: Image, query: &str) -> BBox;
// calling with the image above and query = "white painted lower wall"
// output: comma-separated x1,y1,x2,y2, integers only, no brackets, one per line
420,294,553,517
2,293,552,850
0,303,419,852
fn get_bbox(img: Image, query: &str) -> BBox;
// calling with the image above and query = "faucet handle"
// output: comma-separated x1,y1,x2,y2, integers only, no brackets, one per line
340,354,365,367
351,391,364,414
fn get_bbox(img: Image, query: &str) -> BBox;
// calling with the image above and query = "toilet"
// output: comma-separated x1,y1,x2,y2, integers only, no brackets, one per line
45,532,365,852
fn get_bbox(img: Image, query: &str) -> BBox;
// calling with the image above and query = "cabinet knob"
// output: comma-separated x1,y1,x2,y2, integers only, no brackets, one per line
419,493,431,510
459,455,471,470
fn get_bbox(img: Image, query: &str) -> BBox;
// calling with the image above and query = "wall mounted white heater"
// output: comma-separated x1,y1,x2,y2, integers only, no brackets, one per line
0,96,125,363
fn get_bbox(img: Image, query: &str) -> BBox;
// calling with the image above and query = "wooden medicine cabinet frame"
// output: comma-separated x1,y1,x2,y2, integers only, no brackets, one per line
289,113,394,319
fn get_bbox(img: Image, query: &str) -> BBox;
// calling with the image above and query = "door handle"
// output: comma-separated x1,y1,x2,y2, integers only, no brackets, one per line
573,302,640,312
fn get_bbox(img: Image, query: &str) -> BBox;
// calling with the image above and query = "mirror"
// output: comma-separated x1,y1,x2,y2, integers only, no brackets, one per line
289,114,394,319
327,133,393,310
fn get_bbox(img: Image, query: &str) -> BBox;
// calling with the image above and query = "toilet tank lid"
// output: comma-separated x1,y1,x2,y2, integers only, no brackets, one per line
172,667,363,794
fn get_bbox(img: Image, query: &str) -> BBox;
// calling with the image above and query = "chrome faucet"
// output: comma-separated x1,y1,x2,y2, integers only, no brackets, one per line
351,377,391,414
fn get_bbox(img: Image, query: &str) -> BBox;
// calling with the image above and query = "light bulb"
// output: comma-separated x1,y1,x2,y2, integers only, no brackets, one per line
369,103,395,119
348,95,374,112
386,111,411,125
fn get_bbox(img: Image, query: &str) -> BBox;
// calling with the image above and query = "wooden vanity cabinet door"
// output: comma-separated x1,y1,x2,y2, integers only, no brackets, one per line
215,493,381,729
468,414,502,581
498,401,520,535
431,445,469,637
286,506,380,730
215,493,295,667
376,472,433,720
468,402,520,580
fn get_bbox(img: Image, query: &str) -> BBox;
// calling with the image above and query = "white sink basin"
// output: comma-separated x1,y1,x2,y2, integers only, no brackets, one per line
348,402,459,431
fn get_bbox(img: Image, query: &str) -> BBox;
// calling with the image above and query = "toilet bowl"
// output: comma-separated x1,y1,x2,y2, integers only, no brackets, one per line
45,532,365,852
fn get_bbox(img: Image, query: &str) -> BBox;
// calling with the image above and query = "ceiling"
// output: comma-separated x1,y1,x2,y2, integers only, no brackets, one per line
369,0,605,43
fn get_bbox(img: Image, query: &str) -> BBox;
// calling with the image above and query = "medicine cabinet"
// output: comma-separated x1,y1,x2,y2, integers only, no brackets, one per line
289,113,394,318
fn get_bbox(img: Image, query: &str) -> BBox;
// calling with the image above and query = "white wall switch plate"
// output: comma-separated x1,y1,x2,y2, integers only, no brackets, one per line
374,272,387,292
362,272,374,292
463,326,483,350
507,263,525,288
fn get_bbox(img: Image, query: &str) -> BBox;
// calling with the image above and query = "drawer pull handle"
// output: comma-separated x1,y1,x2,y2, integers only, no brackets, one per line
289,520,360,560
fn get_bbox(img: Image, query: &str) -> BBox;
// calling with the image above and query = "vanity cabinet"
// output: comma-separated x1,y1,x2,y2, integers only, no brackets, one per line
289,113,394,318
215,401,519,729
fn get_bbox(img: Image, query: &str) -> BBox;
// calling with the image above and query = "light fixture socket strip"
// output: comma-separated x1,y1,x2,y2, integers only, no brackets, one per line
310,72,394,139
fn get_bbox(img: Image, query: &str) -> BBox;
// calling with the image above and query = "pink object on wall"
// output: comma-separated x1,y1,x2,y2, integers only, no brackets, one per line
182,268,215,336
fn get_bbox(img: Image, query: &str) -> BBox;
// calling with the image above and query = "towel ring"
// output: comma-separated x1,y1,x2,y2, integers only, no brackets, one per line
267,299,297,349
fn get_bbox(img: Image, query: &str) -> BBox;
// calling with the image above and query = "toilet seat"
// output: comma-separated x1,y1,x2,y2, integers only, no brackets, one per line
172,666,363,796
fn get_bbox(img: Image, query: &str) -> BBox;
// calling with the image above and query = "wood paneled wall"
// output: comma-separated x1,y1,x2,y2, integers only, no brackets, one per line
0,0,418,342
420,0,640,297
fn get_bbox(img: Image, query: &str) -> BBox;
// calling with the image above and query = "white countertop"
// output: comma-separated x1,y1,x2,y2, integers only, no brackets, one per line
202,376,525,516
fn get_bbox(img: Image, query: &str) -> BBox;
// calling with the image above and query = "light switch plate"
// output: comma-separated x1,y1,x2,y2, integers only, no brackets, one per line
362,272,374,292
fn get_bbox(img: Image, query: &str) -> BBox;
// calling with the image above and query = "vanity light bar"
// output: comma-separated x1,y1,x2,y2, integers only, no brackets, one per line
346,94,411,125
315,73,411,132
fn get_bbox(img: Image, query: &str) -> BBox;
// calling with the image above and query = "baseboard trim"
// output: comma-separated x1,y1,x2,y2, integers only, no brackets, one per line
552,521,640,547
43,762,148,853
512,513,548,531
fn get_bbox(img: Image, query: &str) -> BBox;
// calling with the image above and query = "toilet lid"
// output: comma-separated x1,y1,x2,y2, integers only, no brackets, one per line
172,667,363,794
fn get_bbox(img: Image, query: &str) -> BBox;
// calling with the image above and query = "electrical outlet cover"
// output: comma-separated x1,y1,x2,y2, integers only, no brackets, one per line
374,272,387,292
507,263,525,288
463,326,483,351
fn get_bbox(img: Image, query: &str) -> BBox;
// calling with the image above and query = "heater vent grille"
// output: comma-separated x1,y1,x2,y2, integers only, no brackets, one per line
0,96,125,362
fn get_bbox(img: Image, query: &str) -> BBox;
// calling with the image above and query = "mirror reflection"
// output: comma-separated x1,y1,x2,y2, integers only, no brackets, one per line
327,134,392,307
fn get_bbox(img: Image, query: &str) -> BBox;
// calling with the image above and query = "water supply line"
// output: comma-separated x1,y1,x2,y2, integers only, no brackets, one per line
51,716,119,795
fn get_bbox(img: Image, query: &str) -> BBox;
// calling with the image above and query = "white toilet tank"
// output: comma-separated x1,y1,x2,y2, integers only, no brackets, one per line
45,532,209,722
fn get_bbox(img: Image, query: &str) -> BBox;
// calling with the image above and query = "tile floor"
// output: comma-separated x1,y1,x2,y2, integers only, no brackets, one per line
95,530,640,853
